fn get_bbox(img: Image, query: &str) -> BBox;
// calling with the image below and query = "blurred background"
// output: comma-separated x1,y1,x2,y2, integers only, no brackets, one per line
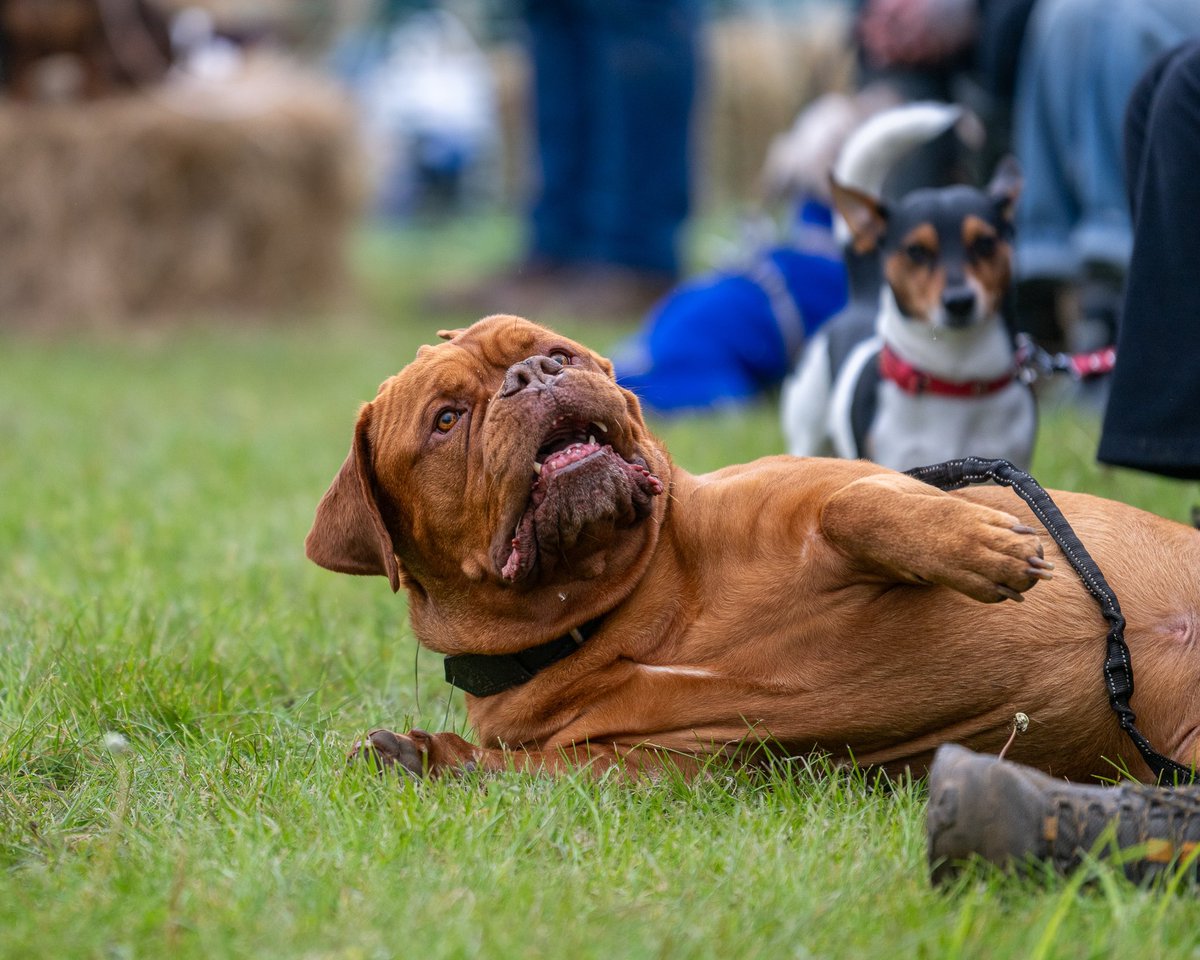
0,0,857,328
3,0,1199,474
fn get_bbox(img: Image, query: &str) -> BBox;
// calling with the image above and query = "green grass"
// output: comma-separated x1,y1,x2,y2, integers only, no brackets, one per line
3,219,1200,959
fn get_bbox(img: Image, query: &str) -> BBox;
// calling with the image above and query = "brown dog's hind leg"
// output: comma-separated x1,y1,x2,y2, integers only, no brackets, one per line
819,472,1053,603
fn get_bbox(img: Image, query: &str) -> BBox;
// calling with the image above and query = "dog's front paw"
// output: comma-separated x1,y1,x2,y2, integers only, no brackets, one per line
348,728,479,779
947,512,1054,603
821,474,1058,604
349,728,428,778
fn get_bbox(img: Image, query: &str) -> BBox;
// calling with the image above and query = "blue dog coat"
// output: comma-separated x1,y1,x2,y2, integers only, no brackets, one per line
613,201,848,413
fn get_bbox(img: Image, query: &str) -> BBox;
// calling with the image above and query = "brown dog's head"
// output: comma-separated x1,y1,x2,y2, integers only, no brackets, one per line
305,315,670,654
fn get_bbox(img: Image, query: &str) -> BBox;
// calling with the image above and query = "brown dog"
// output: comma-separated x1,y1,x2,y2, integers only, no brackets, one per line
307,315,1200,782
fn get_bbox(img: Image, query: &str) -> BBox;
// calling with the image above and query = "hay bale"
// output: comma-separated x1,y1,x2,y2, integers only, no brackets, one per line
0,55,365,325
700,6,856,208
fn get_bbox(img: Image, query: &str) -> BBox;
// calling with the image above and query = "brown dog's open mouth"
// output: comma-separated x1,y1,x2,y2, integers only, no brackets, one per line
500,416,663,582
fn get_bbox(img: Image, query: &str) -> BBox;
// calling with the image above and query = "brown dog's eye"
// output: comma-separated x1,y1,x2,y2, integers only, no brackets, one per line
905,244,935,267
548,350,572,366
434,409,461,433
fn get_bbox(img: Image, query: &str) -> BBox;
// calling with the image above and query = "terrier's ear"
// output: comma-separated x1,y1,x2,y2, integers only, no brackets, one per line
437,328,465,341
830,175,889,253
305,403,401,592
988,156,1023,223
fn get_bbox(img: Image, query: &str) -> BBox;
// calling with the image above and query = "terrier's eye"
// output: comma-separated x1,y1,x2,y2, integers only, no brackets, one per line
905,244,936,267
434,409,461,433
970,235,997,260
549,350,572,366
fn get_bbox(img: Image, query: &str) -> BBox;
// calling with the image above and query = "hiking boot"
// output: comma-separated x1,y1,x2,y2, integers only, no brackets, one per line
926,744,1200,885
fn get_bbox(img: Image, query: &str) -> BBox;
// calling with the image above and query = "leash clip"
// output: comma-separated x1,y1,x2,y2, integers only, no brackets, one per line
1015,333,1117,384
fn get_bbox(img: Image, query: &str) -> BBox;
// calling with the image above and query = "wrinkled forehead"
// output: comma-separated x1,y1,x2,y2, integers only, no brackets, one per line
448,314,606,367
375,316,603,407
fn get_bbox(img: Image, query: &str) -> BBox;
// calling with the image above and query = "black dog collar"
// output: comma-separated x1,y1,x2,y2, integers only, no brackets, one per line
444,616,605,697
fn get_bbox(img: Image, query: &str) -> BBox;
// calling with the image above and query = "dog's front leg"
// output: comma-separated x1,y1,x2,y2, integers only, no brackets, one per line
819,472,1053,603
350,728,693,780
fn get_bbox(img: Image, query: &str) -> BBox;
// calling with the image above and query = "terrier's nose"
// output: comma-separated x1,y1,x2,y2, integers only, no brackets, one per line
500,355,565,397
942,286,977,320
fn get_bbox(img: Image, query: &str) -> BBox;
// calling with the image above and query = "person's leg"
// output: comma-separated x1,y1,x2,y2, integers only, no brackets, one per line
576,0,698,277
1120,47,1174,220
1012,0,1200,351
1073,1,1200,352
527,0,588,265
1011,0,1090,286
1009,0,1096,349
1098,41,1200,478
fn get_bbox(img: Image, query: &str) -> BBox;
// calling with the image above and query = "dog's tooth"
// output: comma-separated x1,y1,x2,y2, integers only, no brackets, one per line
596,422,608,433
533,461,542,475
589,435,596,445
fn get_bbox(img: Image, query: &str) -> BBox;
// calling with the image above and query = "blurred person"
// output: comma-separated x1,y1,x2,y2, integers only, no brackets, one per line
1010,0,1200,353
0,0,171,100
332,1,498,219
1098,41,1200,479
853,0,982,193
433,0,699,319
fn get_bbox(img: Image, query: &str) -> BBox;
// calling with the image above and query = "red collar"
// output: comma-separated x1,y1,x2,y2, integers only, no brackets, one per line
879,344,1016,397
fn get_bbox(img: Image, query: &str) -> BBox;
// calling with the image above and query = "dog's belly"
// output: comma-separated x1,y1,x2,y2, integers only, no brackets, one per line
867,381,1036,472
767,490,1200,778
760,582,1124,779
518,489,1200,781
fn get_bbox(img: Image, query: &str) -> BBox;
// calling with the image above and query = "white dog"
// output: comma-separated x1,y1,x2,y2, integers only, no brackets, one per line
782,104,1036,472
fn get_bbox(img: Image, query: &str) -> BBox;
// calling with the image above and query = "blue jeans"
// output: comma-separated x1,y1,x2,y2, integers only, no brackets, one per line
1013,0,1200,281
526,0,699,276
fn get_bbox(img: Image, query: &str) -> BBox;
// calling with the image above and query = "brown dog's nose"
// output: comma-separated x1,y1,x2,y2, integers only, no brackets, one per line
500,355,564,397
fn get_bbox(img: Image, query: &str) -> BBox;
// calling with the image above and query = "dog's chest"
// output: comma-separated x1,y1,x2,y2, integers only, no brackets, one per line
867,380,1036,472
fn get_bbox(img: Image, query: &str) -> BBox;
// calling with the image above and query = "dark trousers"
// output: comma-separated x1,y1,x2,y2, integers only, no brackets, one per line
1098,40,1200,478
526,0,698,276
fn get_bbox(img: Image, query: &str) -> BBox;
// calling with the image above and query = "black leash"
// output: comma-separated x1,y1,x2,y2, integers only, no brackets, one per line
906,456,1197,785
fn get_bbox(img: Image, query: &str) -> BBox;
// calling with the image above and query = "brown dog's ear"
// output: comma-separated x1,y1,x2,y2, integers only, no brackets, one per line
436,328,465,341
987,156,1022,224
830,174,888,253
305,404,401,592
